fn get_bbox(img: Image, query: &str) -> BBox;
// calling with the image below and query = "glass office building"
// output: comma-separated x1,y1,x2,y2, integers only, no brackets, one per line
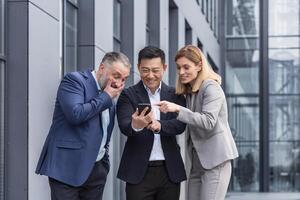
226,0,300,192
1,0,299,199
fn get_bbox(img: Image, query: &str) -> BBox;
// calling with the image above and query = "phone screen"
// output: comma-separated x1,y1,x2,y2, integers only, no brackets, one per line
137,103,151,115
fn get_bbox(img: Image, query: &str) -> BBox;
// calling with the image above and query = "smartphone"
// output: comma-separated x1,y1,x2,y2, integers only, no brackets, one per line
137,103,151,115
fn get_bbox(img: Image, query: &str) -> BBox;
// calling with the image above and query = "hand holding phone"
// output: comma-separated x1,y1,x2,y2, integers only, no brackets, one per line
137,103,151,115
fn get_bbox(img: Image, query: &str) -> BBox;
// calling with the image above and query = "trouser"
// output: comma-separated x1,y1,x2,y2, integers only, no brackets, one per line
126,160,180,200
188,148,232,200
49,160,109,200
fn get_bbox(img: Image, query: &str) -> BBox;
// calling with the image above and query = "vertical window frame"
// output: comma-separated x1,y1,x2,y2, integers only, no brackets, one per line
0,0,6,199
62,0,78,75
146,0,150,45
113,0,121,51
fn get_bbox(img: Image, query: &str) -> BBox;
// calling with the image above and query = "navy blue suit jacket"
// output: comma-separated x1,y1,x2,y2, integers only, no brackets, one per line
36,69,115,187
116,81,187,184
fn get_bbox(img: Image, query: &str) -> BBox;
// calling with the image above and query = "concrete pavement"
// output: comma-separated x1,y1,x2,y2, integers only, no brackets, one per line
225,192,300,200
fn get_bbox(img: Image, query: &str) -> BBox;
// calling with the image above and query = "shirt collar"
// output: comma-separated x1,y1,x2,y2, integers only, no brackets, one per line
92,70,101,91
143,82,161,95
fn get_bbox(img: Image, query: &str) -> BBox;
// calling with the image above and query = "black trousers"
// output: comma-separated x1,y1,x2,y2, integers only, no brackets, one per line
126,161,180,200
48,160,109,200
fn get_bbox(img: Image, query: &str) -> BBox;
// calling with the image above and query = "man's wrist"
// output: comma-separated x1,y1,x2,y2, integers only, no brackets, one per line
131,122,144,132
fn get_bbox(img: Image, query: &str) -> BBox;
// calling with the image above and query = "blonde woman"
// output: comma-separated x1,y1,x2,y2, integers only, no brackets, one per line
157,45,238,200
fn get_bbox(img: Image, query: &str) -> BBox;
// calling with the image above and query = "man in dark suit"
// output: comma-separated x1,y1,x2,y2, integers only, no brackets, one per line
117,46,186,200
35,52,131,200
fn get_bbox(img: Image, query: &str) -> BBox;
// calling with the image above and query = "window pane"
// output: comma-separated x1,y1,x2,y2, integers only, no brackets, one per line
113,0,121,40
0,0,4,54
0,1,4,199
226,0,260,192
67,0,78,6
226,0,259,36
269,0,300,191
146,0,150,45
0,62,4,200
197,39,203,51
185,21,192,45
228,96,260,192
205,0,208,19
113,38,121,52
226,50,259,94
64,1,77,74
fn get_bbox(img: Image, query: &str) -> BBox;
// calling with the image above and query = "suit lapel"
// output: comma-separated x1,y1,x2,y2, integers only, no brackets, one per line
81,69,99,95
134,81,151,104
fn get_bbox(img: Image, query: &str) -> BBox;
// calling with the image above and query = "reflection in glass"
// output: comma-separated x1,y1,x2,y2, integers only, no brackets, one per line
269,0,300,192
63,0,78,74
0,0,3,54
227,96,260,192
226,0,260,192
227,0,259,36
0,1,4,199
0,62,4,200
146,0,150,45
113,0,121,51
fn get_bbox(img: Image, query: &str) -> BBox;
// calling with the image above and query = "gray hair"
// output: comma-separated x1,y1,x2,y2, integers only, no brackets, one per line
101,52,131,69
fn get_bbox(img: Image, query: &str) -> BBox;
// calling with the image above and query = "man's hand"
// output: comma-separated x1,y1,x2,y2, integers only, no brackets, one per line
146,119,161,133
131,107,153,130
156,100,180,113
104,79,124,99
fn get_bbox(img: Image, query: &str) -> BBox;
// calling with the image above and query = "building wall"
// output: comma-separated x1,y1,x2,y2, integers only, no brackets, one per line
28,1,61,200
4,0,221,199
173,0,221,67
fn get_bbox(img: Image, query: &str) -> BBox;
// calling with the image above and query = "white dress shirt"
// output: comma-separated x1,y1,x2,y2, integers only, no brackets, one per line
133,82,165,161
92,71,110,162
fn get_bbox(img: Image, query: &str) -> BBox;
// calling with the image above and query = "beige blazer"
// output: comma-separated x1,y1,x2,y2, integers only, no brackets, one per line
177,79,238,170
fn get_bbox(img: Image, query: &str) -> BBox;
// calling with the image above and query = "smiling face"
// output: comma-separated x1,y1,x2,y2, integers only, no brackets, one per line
138,57,166,93
98,61,130,89
176,56,201,85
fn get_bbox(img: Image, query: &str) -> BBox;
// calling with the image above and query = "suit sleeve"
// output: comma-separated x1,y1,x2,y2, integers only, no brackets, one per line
177,82,224,131
116,90,141,137
159,94,186,136
57,73,113,125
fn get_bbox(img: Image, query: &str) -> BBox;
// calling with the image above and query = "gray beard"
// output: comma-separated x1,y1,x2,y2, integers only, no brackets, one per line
98,75,108,90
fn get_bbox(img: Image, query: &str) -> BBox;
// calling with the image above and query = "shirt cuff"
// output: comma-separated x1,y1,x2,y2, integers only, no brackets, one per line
131,124,144,132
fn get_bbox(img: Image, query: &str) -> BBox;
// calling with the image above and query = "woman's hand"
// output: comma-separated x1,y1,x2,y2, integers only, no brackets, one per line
156,100,181,113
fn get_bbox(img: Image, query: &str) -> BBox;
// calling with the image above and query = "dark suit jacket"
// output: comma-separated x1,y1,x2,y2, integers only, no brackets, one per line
116,81,187,184
35,69,115,187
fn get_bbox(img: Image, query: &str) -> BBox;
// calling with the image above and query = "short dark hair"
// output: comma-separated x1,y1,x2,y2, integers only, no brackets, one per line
138,46,165,64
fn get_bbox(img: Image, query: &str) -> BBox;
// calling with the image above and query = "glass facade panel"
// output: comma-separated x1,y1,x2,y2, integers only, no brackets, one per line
269,0,300,191
226,0,259,36
0,62,4,200
226,0,260,192
0,0,3,54
113,0,121,51
205,0,208,19
227,95,260,191
0,0,4,199
185,21,192,45
197,39,203,51
63,0,78,74
146,0,150,45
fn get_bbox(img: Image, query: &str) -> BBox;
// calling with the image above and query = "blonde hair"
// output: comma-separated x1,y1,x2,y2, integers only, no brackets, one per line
175,45,221,94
